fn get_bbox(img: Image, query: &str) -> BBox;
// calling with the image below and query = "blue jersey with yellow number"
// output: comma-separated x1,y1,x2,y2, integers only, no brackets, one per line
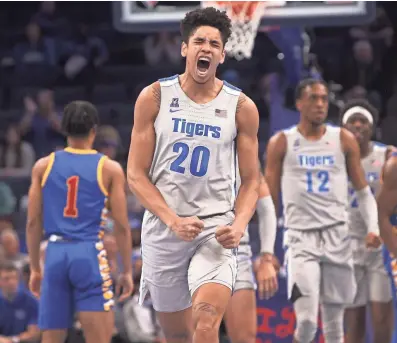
42,147,108,241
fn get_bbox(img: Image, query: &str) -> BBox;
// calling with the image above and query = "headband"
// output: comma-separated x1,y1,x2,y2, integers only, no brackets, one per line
342,106,373,125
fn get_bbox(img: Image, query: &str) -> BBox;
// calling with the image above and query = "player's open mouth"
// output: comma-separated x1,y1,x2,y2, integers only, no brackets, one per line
197,57,211,75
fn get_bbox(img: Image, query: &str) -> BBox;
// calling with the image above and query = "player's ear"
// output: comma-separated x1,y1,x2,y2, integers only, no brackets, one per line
295,99,302,112
181,41,187,58
219,48,226,65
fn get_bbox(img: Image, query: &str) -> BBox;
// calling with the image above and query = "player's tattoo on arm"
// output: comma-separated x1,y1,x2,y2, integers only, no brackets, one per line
152,83,161,109
193,302,217,316
236,93,247,115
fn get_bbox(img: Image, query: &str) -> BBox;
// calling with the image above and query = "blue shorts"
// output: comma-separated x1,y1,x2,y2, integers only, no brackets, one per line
38,240,114,330
383,246,397,343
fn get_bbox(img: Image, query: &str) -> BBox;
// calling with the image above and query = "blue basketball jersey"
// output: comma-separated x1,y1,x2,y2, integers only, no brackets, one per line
42,147,108,241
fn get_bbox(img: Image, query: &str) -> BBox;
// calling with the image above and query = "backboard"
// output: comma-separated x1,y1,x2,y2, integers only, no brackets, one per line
113,1,376,33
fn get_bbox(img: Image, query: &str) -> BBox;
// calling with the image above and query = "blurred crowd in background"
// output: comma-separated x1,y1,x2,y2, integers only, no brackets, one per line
1,1,397,342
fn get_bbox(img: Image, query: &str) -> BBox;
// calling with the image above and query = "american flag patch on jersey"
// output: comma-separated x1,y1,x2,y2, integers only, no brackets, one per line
215,109,227,118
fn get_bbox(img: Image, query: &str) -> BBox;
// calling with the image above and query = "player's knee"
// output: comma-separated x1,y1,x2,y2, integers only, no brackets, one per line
321,305,344,343
192,302,222,339
295,316,317,343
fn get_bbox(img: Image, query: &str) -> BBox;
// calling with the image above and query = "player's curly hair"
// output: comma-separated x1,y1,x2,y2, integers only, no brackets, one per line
180,7,232,46
61,101,99,138
339,99,379,126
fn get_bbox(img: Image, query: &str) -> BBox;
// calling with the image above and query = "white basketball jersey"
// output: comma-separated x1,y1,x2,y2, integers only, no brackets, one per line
281,125,348,230
348,142,387,238
145,75,240,218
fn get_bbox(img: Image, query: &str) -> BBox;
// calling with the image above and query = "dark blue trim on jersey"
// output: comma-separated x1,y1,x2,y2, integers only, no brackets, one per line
284,124,297,131
373,141,386,147
326,123,338,128
159,75,178,82
392,152,397,158
223,81,241,92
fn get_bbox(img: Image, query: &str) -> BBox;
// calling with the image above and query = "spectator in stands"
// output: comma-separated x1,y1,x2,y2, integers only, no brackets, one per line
13,22,56,69
63,23,109,97
0,230,28,272
19,89,64,158
96,125,120,161
342,40,382,95
143,32,182,67
349,7,394,47
0,185,16,223
0,262,40,343
30,1,69,38
0,125,35,177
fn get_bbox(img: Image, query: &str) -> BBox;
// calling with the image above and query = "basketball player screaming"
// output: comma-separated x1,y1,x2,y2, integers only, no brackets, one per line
127,7,260,343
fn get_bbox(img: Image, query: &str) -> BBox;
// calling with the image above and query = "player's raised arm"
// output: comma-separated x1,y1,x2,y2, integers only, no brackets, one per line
264,132,286,216
377,156,397,256
233,93,260,231
105,159,133,300
341,128,379,239
26,157,48,274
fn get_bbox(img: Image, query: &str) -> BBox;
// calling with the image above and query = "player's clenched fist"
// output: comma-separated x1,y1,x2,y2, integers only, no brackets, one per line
215,225,244,249
365,232,382,249
170,216,204,241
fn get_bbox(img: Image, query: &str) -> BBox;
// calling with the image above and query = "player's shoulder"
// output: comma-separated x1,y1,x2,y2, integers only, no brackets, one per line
32,152,55,177
386,146,397,161
135,81,162,118
139,80,161,101
339,126,356,143
236,92,258,115
383,152,397,182
103,158,125,180
267,130,287,155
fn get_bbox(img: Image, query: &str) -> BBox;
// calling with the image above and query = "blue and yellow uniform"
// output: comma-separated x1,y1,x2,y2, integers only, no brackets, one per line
38,147,113,330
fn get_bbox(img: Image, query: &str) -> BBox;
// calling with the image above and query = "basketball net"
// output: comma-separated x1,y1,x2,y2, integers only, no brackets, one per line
202,1,267,61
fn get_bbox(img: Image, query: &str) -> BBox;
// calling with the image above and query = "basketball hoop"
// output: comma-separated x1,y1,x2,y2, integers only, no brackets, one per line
202,1,267,61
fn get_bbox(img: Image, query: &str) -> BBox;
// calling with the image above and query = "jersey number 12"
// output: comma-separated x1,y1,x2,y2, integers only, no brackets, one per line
64,176,79,218
306,170,330,193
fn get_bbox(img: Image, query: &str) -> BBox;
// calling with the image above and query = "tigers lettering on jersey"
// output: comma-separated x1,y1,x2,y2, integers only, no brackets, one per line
298,155,335,168
172,118,221,139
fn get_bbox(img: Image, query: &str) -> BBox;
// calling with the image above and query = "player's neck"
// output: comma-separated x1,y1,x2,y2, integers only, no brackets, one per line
179,73,222,103
67,138,93,151
360,141,371,159
297,122,326,140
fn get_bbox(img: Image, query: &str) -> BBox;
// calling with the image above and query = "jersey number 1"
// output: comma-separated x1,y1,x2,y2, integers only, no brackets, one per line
64,176,79,218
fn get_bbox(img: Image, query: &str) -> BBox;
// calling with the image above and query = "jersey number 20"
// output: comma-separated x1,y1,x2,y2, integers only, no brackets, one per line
64,176,79,218
170,142,210,177
306,170,329,193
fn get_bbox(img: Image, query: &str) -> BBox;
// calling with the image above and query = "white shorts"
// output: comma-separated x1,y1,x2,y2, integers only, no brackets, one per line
235,254,256,292
347,239,392,307
284,223,356,305
139,211,237,313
